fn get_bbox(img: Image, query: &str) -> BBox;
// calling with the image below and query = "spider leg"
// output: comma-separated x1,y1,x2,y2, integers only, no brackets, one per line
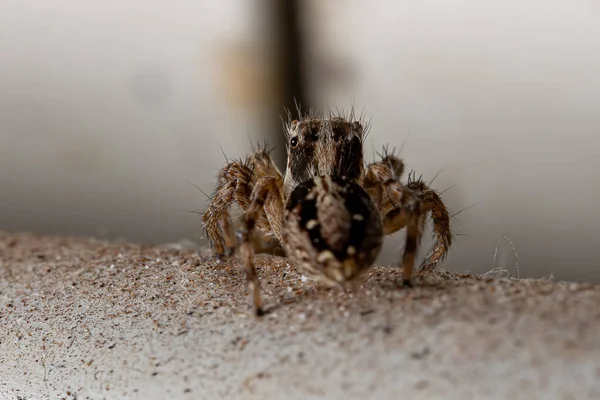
399,190,423,285
380,182,452,274
375,178,425,285
202,161,253,257
236,176,285,316
363,155,452,276
202,148,283,259
407,180,452,272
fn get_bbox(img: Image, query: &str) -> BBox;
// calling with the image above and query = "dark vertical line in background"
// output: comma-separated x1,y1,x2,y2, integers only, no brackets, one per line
265,0,309,170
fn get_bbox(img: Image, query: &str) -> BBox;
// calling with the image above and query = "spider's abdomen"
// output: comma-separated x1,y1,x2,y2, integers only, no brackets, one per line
282,175,383,285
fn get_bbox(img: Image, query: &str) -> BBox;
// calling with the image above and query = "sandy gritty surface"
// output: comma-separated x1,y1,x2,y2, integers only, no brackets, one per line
1,231,599,400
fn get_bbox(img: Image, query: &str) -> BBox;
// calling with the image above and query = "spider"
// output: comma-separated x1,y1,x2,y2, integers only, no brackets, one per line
201,111,452,316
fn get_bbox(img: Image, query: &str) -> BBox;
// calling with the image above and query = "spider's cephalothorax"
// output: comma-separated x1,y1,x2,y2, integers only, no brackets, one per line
202,112,452,316
283,118,365,196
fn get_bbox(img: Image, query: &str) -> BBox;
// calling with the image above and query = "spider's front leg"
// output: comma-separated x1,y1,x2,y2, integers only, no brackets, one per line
236,176,285,316
201,147,283,259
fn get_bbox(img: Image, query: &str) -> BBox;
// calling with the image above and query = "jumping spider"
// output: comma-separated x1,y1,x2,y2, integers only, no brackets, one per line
202,111,452,316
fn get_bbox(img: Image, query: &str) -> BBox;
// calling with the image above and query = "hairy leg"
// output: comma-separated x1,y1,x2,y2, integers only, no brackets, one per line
376,178,425,284
202,147,283,258
400,193,423,285
202,161,253,257
363,154,452,273
236,176,285,316
407,180,452,272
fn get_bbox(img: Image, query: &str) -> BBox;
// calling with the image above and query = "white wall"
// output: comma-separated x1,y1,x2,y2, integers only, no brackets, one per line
0,1,270,241
1,1,599,282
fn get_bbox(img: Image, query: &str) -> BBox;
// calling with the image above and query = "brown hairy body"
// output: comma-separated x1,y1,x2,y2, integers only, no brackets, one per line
202,110,452,316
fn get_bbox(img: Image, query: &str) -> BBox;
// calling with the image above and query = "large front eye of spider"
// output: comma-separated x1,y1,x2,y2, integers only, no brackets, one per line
290,136,299,147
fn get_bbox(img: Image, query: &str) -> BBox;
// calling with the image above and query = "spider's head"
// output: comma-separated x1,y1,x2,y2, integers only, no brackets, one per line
283,116,366,195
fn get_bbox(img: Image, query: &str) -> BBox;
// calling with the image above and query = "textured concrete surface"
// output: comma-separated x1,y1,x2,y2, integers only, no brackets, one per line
1,231,599,400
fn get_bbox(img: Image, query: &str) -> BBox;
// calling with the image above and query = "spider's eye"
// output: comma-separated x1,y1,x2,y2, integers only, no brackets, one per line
290,137,299,147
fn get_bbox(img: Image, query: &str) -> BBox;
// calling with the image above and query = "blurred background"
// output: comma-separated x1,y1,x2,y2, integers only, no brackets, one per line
1,1,599,282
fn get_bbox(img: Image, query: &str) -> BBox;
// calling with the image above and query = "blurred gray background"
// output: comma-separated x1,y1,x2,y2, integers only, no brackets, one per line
1,0,599,282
